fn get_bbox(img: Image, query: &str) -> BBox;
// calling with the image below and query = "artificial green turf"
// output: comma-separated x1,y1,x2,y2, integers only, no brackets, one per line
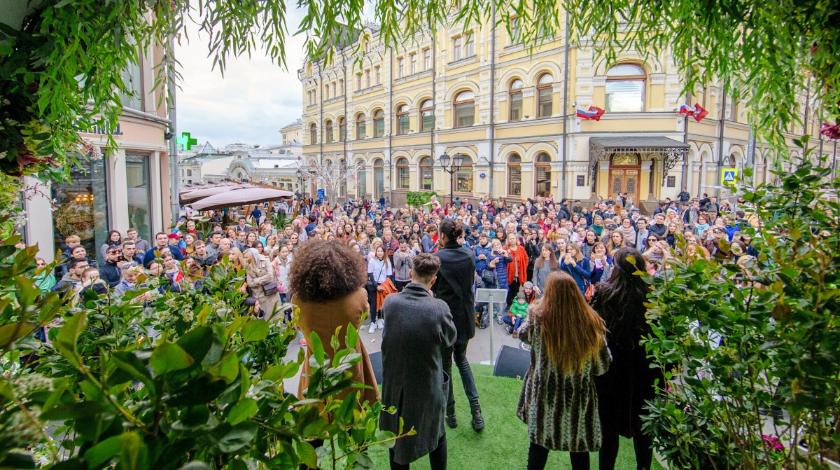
370,364,665,469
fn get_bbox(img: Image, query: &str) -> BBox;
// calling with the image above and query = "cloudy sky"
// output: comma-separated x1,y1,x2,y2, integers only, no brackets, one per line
175,9,307,147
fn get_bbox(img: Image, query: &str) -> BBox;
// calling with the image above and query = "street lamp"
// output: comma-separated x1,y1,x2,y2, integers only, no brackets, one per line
295,169,303,196
439,153,465,204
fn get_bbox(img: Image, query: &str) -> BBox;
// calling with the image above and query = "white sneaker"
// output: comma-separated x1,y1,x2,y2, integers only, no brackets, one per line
368,322,376,334
376,319,384,330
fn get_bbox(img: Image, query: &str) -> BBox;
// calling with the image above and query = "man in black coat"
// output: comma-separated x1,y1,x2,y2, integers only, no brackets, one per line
381,254,456,470
432,219,485,432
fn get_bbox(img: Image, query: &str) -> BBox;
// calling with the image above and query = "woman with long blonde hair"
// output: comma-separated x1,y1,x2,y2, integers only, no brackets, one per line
517,271,610,470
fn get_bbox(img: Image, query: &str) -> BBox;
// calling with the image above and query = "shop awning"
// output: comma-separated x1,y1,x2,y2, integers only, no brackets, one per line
589,137,689,155
589,136,689,184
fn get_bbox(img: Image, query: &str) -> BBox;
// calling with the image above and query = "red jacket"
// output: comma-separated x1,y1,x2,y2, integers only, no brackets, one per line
506,246,529,285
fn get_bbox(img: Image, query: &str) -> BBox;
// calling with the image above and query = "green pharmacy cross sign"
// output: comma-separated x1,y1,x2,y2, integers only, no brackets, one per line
178,131,198,151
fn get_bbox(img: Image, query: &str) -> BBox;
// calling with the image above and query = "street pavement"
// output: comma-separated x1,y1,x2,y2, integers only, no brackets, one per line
283,313,522,393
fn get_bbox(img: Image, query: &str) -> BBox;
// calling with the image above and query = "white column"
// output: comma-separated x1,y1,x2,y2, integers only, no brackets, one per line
149,152,163,233
108,149,129,232
23,177,56,262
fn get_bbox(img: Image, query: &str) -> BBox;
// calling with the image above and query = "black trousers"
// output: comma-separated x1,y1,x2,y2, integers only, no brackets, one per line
389,434,447,470
366,284,380,322
527,442,589,470
599,428,654,470
505,279,521,311
443,341,479,411
395,280,410,292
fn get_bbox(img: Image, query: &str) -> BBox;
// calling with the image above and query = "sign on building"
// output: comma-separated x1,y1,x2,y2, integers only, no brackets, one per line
721,167,739,186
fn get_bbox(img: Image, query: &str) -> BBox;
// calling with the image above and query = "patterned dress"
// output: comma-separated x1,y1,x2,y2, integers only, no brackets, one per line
516,310,612,451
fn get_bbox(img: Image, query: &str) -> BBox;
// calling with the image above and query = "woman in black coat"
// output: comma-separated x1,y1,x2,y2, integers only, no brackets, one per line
591,247,663,470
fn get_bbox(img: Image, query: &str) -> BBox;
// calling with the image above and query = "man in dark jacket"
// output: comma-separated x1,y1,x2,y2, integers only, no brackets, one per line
432,219,484,432
99,246,122,287
381,253,456,470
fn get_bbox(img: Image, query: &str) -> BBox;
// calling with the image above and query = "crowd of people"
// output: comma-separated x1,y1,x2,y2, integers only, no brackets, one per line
34,190,757,470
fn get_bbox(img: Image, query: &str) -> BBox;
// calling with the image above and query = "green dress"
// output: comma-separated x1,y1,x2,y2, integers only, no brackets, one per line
516,311,612,451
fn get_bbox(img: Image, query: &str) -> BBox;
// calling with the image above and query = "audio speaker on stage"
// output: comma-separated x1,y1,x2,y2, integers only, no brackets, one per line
493,345,531,379
368,351,383,384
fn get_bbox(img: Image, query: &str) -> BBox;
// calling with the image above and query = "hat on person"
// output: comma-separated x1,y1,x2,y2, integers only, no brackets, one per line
523,281,534,290
516,291,526,300
168,233,181,240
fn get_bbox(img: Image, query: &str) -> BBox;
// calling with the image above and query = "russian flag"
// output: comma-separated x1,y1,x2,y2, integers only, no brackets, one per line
576,106,605,121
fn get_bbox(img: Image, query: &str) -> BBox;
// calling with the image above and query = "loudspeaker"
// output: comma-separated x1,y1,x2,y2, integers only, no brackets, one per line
493,345,531,379
368,351,383,384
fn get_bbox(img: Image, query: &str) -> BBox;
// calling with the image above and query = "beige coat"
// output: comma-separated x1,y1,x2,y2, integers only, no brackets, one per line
296,287,379,405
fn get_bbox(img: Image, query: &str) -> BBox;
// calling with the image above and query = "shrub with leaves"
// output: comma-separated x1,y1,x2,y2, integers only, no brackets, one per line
0,229,407,469
642,138,839,469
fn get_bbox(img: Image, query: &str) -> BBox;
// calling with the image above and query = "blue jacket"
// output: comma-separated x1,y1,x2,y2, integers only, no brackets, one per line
472,244,493,274
489,252,510,290
143,245,184,268
560,258,592,293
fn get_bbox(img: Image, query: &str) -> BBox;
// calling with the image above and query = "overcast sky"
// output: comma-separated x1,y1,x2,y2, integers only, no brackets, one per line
175,9,307,148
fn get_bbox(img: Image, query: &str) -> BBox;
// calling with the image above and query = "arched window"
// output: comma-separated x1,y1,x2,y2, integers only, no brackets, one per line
373,109,385,137
420,100,434,132
396,157,409,189
396,105,410,135
309,123,317,144
535,153,551,196
606,64,645,112
453,91,475,128
507,153,522,195
356,160,367,198
324,119,333,143
355,113,366,140
537,73,554,118
338,116,346,142
509,79,523,121
373,158,385,197
419,157,433,190
455,155,473,193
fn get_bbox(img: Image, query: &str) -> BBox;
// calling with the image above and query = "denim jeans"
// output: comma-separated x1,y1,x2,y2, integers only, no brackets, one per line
443,341,479,411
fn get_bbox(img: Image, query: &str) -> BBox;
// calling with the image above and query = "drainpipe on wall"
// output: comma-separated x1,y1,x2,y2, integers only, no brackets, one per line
431,34,436,173
343,53,348,200
388,48,393,204
560,11,570,200
167,34,179,224
715,81,727,199
488,2,496,198
681,52,691,191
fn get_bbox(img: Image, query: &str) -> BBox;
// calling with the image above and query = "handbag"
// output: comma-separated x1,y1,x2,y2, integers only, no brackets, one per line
262,280,278,296
584,282,595,302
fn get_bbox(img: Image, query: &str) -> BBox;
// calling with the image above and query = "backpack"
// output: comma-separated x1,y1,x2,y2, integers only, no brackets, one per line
476,305,490,329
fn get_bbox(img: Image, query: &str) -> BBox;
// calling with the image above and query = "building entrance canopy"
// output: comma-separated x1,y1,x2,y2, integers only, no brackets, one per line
589,136,689,184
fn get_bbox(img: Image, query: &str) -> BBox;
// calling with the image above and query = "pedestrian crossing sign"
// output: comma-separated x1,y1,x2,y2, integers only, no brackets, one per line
721,167,738,186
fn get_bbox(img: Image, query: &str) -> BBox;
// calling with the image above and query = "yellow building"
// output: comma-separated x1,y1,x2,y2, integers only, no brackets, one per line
299,15,827,210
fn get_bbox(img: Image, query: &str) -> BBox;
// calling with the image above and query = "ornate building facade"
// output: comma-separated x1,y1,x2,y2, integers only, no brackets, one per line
299,14,828,209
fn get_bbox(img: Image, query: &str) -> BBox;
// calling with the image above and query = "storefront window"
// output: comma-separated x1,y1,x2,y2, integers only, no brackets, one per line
52,153,109,264
126,154,152,242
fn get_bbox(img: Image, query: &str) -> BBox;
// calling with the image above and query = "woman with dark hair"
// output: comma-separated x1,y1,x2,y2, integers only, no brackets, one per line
517,271,611,470
433,219,484,432
591,247,662,470
100,230,122,261
289,240,379,405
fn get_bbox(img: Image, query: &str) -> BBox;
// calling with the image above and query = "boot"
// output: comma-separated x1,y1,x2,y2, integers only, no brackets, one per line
445,404,457,429
469,398,485,432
